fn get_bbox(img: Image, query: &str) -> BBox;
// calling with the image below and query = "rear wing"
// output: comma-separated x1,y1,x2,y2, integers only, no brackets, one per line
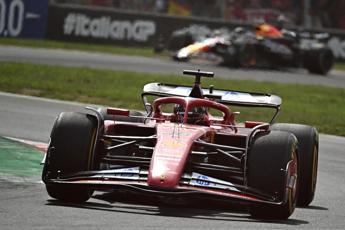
142,83,282,108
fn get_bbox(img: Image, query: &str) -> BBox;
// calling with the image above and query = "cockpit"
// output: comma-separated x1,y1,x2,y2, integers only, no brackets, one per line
152,96,234,127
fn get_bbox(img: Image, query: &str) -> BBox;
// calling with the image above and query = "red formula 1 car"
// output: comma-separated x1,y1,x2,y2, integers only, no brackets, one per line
42,70,319,219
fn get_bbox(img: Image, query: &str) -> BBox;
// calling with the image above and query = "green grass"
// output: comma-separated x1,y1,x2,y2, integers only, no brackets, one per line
335,63,345,71
0,38,155,57
1,62,345,136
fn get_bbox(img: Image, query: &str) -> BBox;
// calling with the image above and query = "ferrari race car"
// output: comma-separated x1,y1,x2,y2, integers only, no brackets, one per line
161,24,334,75
42,70,319,219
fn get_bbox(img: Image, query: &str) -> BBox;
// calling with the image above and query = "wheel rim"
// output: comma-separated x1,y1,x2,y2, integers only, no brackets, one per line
287,149,298,212
87,128,97,170
311,145,318,194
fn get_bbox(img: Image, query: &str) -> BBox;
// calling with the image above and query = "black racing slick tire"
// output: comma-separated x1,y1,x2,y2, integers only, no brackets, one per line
303,48,334,75
248,131,298,219
271,123,319,206
42,112,98,203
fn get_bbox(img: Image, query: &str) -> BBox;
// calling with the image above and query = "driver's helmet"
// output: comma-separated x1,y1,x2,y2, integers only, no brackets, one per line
173,105,208,125
255,23,283,38
173,104,185,122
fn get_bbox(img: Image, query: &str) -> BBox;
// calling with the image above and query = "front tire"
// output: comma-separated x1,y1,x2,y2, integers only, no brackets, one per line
271,123,319,206
42,112,98,203
248,131,298,219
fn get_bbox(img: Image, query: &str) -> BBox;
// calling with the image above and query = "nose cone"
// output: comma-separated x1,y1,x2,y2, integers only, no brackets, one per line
149,165,180,188
147,124,205,188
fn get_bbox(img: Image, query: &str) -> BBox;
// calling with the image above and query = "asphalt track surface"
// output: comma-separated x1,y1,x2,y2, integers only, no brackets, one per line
0,46,345,229
0,45,345,88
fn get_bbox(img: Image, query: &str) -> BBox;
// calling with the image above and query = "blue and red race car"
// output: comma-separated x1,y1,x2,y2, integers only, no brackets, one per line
157,24,334,75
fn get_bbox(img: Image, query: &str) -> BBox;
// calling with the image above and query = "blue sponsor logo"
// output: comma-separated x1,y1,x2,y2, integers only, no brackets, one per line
0,0,48,38
196,175,210,186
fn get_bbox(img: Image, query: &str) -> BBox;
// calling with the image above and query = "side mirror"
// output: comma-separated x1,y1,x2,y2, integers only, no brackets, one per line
145,103,153,117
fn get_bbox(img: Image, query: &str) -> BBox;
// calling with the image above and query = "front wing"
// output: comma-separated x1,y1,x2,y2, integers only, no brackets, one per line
45,166,285,206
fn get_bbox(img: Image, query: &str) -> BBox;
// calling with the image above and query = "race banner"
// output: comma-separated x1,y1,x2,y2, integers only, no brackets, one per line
46,4,157,46
0,0,49,38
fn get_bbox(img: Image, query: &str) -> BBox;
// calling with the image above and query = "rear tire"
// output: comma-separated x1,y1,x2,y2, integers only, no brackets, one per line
248,131,298,219
42,112,98,203
303,48,334,75
271,123,319,206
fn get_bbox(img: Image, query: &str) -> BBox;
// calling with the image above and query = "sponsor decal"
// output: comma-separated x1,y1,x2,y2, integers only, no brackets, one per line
160,174,166,182
63,12,156,42
163,139,185,148
94,167,140,180
169,86,191,96
101,166,139,174
195,174,210,186
222,91,256,103
190,172,240,192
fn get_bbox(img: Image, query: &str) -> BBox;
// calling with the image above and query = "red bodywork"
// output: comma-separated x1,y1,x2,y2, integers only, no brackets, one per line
148,123,208,188
91,96,271,203
46,91,276,205
105,97,237,189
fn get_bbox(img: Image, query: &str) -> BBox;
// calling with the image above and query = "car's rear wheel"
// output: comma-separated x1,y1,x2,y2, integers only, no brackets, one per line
42,112,98,203
248,131,298,219
271,123,319,206
303,48,334,75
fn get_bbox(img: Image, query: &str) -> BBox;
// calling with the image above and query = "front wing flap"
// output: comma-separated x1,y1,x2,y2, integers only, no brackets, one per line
45,167,283,206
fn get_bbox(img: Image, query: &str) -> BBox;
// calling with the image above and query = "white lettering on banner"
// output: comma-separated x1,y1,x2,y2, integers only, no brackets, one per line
0,0,5,34
327,37,345,59
8,0,24,37
63,13,156,42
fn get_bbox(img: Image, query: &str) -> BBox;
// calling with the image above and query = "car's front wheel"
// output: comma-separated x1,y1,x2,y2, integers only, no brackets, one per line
248,131,299,219
271,123,319,206
303,48,334,75
42,112,98,203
